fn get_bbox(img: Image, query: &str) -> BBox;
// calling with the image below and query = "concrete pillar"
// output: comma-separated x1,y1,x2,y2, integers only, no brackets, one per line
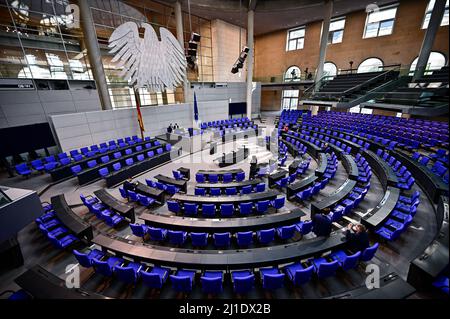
314,0,333,91
413,0,446,81
175,1,189,103
246,10,254,119
78,0,112,110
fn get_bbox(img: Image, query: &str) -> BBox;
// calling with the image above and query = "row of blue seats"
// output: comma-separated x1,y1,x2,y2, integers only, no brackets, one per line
119,188,156,206
35,210,79,249
80,194,125,227
167,196,286,217
195,171,245,183
376,149,415,190
15,153,76,176
412,151,449,184
274,172,302,189
200,117,250,129
130,222,305,247
320,129,371,151
71,135,148,158
144,179,181,194
194,183,266,196
72,242,378,293
71,143,168,176
283,137,308,155
375,191,420,241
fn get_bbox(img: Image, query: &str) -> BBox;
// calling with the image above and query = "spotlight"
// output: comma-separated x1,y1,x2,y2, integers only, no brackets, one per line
231,66,239,74
188,41,198,50
191,32,201,42
187,48,197,57
242,46,249,53
230,46,250,74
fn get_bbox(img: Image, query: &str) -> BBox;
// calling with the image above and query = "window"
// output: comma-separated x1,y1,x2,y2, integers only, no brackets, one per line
422,0,449,28
409,52,447,75
363,5,397,38
286,27,305,51
284,66,301,82
328,18,346,44
282,90,299,110
357,58,384,73
323,62,338,77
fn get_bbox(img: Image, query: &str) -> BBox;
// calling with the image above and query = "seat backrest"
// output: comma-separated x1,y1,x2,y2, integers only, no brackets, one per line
361,243,379,262
214,232,230,246
233,274,254,294
263,273,285,290
73,249,91,268
93,258,113,277
237,231,253,246
258,228,275,243
342,251,361,270
170,275,192,292
317,260,339,278
141,271,163,289
149,227,165,241
191,232,208,246
201,276,222,294
115,265,137,283
167,200,180,213
113,163,122,171
294,265,314,285
130,223,145,237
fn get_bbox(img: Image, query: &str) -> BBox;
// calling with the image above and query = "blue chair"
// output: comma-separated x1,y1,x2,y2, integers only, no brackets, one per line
360,243,379,262
256,200,270,214
140,266,171,289
296,220,313,235
220,204,234,217
115,262,143,284
80,193,98,206
87,160,97,168
239,202,253,215
73,248,105,268
236,231,253,247
375,224,404,241
119,188,127,201
113,162,122,171
231,270,254,295
257,228,275,244
127,190,139,202
191,232,208,247
330,251,361,271
137,154,145,161
225,187,237,195
285,263,314,286
184,203,198,216
210,188,221,196
138,195,155,207
255,183,266,192
202,204,216,217
100,156,110,164
136,146,143,152
104,213,124,227
168,230,187,245
156,148,163,154
201,271,223,294
172,170,184,180
260,267,285,290
208,174,219,183
195,187,206,196
31,159,45,172
235,171,245,182
222,173,233,183
60,157,71,166
277,225,296,240
113,152,122,159
125,158,134,166
167,200,180,214
275,177,288,188
170,269,196,293
99,167,109,177
130,223,148,238
310,258,339,279
213,232,231,248
241,185,252,194
92,256,124,277
166,184,180,195
125,149,132,155
148,227,167,242
271,196,285,210
147,150,155,158
196,173,206,183
15,163,31,177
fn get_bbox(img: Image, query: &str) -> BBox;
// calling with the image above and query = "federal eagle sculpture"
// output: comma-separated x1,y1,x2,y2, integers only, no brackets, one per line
108,22,187,92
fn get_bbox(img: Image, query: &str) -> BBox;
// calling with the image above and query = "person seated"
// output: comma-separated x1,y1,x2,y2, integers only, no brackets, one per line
312,212,332,237
167,123,173,133
123,178,137,192
345,223,370,252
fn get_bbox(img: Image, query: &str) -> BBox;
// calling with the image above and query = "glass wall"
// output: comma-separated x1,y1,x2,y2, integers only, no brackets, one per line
0,0,92,80
0,0,213,109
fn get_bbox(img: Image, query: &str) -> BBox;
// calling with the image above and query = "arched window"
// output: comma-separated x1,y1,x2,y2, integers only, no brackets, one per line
357,58,384,73
324,62,338,77
284,66,301,82
409,52,447,75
